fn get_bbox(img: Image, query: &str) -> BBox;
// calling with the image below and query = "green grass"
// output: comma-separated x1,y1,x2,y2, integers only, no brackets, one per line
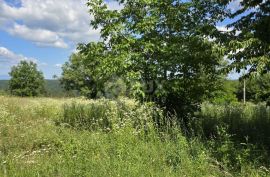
198,102,270,149
0,96,269,176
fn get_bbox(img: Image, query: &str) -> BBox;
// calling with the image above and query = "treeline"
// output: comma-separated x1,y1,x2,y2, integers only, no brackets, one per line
3,67,270,105
0,79,77,97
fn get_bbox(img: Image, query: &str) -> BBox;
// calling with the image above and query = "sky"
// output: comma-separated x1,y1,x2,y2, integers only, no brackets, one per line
0,0,242,79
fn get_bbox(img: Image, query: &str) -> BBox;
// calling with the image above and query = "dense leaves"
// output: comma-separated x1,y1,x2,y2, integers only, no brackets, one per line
8,61,45,97
237,74,270,104
225,0,270,75
61,0,269,120
209,79,238,104
60,0,228,120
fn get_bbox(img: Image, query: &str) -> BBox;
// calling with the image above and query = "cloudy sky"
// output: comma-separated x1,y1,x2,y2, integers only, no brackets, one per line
0,0,241,79
0,0,123,79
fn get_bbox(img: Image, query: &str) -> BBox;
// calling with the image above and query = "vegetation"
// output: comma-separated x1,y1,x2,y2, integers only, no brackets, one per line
0,81,9,96
197,102,270,149
61,0,228,121
1,96,269,176
0,80,8,90
0,80,78,97
8,61,45,97
237,74,270,104
60,0,270,119
1,0,270,176
209,79,238,104
224,0,270,75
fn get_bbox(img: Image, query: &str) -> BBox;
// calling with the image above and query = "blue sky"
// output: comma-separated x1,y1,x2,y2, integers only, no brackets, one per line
0,0,241,79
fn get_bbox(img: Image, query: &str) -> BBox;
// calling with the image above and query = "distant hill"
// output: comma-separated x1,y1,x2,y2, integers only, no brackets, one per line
44,80,68,97
0,80,76,97
0,80,9,90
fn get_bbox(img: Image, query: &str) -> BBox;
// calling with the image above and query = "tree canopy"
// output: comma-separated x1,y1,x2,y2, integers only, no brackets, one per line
225,0,270,75
61,0,228,119
9,61,45,97
60,0,269,120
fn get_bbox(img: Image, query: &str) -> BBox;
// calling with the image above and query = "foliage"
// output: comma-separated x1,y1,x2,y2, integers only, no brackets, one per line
193,102,270,173
209,79,238,104
223,0,270,75
1,80,78,98
60,47,105,98
0,90,8,96
237,74,270,104
208,125,268,174
61,0,228,120
103,77,127,99
8,61,45,97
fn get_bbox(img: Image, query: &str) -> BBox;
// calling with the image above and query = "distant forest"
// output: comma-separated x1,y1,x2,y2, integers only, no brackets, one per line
0,80,77,97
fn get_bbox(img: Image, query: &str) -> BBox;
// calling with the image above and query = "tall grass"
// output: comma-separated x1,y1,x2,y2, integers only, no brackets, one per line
190,102,270,172
197,102,270,149
58,98,155,133
0,96,269,176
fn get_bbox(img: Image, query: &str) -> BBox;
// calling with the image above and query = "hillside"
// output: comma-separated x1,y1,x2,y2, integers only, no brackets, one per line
0,80,72,97
0,80,8,90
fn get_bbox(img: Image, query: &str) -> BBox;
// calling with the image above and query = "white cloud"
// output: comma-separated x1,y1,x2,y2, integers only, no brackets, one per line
216,25,241,36
8,24,68,48
0,46,35,63
0,46,47,67
0,46,49,77
0,0,121,48
55,63,62,68
0,47,48,75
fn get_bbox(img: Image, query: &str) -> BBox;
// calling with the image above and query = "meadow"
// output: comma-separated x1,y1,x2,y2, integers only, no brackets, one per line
0,96,270,177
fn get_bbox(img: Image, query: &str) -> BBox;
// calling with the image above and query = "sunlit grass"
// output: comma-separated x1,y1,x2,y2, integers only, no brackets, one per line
0,96,269,176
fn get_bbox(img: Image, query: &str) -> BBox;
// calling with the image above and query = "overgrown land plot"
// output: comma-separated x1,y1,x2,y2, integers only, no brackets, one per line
0,96,269,177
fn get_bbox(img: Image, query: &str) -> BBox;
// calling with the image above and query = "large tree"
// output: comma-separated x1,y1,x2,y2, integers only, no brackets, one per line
62,0,227,120
9,61,45,97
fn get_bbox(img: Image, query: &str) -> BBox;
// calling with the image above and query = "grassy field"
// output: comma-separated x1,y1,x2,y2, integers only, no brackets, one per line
0,96,269,176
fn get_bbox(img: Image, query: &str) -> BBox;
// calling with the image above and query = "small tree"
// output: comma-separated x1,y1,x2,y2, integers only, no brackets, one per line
9,61,45,97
